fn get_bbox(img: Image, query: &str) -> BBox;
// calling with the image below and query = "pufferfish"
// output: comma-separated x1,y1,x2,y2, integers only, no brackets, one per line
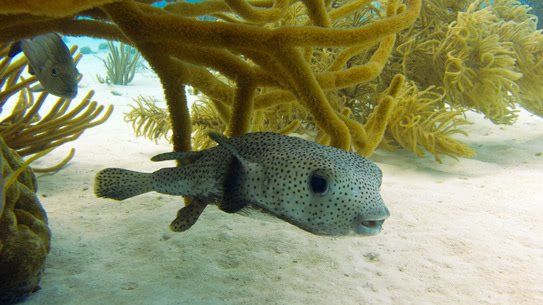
94,132,390,236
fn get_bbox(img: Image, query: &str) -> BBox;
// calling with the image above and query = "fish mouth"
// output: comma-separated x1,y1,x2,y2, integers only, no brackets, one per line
58,89,77,99
54,83,78,99
355,219,386,236
353,207,390,236
49,89,76,99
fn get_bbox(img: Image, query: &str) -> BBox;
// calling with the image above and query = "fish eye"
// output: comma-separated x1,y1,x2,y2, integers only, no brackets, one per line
51,68,57,76
309,171,329,195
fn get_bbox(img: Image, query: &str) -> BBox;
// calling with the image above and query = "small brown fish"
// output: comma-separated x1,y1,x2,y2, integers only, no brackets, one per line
95,132,390,236
9,33,80,99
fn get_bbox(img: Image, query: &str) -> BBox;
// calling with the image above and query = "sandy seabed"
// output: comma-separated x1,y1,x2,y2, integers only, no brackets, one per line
11,38,543,305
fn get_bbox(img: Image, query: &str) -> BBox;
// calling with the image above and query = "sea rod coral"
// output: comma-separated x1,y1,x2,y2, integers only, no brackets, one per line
0,0,423,156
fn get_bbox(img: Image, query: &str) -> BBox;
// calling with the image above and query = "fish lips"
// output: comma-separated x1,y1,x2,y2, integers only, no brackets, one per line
58,88,77,99
53,86,78,99
353,206,390,236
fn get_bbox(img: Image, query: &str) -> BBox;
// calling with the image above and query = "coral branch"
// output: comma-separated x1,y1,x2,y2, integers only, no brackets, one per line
4,0,462,162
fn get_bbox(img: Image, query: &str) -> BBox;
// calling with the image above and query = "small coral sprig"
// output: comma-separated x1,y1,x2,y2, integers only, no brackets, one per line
97,41,140,85
124,95,171,143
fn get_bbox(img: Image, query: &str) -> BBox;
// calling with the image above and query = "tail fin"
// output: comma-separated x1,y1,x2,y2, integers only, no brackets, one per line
94,168,153,200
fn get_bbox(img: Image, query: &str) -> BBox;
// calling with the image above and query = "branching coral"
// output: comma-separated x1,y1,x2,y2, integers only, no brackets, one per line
10,0,535,164
0,42,113,171
0,0,423,158
118,0,542,164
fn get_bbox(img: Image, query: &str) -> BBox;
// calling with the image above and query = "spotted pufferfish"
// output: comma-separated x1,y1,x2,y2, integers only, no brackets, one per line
94,132,390,236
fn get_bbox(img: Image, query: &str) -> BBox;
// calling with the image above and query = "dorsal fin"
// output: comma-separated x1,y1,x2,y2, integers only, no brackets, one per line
208,132,251,164
8,41,22,58
150,151,201,165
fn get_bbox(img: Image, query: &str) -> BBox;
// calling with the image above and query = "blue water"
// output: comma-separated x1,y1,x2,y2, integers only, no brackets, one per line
152,0,203,8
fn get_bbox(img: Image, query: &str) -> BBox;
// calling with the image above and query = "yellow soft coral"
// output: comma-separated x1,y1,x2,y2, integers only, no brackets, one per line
384,82,475,162
0,0,118,16
438,5,522,124
490,0,543,117
0,0,422,155
396,0,543,125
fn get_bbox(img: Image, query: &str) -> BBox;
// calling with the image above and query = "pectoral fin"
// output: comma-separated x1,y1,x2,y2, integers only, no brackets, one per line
29,83,44,92
220,155,251,213
170,197,208,232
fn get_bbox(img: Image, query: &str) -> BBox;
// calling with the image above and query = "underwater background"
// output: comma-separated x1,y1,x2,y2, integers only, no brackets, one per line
0,0,542,304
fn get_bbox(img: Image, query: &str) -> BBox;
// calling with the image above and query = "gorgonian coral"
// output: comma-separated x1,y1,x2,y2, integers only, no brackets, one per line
0,0,423,157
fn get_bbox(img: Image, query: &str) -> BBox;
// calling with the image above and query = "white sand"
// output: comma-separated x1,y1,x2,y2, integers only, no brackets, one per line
12,38,543,304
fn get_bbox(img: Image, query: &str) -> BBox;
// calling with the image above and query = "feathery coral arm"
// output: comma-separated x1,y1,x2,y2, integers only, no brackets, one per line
146,49,192,154
0,0,117,16
329,0,374,21
184,64,236,106
3,147,55,190
301,0,331,27
164,1,231,17
0,17,128,44
272,46,351,149
0,76,37,105
254,90,296,110
166,42,277,87
164,0,283,17
32,148,75,173
0,14,55,30
14,103,113,156
317,35,397,89
0,90,49,138
101,0,421,49
224,0,290,24
226,78,257,137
